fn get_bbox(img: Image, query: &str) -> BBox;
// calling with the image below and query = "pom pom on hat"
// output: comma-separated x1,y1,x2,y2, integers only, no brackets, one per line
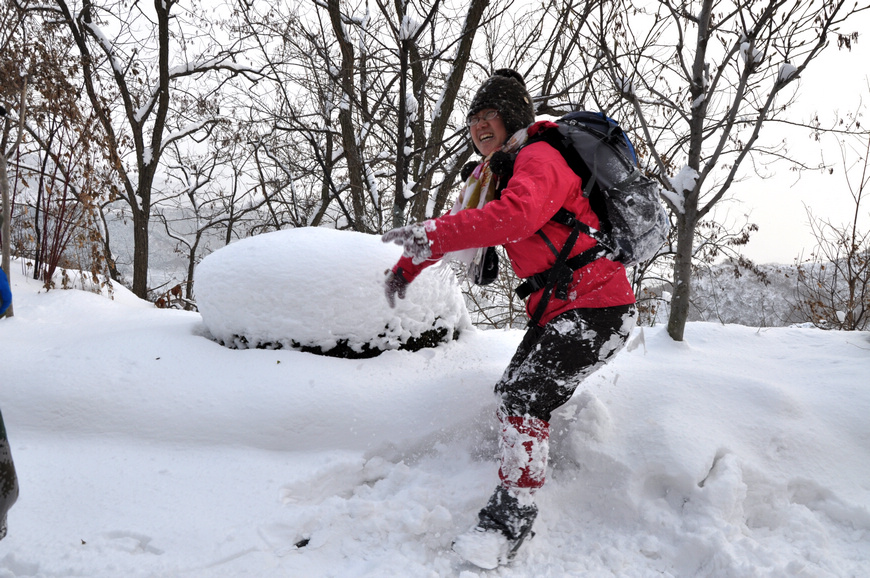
492,68,527,88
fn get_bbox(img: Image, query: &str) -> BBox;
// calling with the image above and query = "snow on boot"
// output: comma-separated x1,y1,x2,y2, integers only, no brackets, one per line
479,485,538,559
451,526,509,570
453,485,539,568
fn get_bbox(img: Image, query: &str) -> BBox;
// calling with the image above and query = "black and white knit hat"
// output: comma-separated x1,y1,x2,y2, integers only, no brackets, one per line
467,68,535,149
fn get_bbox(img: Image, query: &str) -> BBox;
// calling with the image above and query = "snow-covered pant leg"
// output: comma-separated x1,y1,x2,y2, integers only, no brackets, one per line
495,304,636,422
0,409,18,541
498,412,549,494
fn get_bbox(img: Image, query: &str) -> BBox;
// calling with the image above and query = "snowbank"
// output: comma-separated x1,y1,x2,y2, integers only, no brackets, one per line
195,228,470,356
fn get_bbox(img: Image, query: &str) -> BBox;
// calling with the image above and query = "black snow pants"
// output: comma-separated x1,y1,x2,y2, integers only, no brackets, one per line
495,305,636,422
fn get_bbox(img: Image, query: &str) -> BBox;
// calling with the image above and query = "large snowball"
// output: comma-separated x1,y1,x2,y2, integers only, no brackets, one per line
195,228,471,357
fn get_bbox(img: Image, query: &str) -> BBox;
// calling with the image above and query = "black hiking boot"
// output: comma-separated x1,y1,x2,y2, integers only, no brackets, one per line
452,486,538,569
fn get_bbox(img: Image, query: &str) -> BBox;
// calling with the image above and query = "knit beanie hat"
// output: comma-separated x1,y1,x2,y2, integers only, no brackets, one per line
467,69,535,152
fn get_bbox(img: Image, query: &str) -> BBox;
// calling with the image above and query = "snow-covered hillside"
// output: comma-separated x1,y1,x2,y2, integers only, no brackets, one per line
687,261,805,327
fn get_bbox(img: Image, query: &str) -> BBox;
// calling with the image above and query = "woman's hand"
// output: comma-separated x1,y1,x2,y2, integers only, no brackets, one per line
383,269,409,308
382,223,432,265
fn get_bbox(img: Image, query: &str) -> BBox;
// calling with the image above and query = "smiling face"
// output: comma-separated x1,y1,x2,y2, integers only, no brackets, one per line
469,108,508,158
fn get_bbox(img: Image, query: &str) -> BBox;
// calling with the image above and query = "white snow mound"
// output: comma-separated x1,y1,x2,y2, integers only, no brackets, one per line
195,227,471,355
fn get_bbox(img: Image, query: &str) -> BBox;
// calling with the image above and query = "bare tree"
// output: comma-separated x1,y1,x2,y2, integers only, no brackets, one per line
232,0,368,232
235,0,500,235
153,120,289,307
594,0,868,340
2,0,119,296
397,0,493,225
18,0,253,298
0,95,24,317
797,126,870,330
1,1,31,317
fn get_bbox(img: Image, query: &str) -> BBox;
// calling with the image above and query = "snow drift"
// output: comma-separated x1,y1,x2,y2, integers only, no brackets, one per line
195,228,470,357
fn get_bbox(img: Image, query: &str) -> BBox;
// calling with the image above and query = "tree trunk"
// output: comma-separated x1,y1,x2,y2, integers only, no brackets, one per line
665,0,711,341
667,213,695,341
0,76,28,318
0,153,12,318
130,204,150,298
327,0,370,233
392,35,410,229
409,0,489,223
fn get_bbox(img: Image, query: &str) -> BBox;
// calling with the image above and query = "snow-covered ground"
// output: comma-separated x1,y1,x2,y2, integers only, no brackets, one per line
1,237,869,576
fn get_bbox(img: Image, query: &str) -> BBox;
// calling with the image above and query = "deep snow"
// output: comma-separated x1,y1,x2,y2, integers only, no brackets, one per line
1,239,869,576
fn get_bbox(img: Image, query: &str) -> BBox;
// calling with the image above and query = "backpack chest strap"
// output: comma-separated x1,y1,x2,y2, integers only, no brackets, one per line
518,209,614,326
515,207,612,327
515,245,609,301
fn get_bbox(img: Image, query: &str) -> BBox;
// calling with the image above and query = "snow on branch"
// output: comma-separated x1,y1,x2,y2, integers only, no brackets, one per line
740,42,763,68
83,21,125,79
399,15,422,40
777,63,798,83
616,76,635,98
169,55,258,80
159,119,217,151
132,56,256,124
134,96,158,125
664,166,699,215
19,2,64,16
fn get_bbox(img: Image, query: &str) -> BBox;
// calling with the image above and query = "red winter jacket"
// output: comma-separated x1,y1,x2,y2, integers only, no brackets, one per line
392,122,635,326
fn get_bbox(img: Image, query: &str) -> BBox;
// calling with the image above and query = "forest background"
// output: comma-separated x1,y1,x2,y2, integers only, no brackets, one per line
2,0,869,338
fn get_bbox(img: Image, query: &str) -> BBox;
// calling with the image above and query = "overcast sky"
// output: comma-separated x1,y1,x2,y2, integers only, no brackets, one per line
731,13,870,265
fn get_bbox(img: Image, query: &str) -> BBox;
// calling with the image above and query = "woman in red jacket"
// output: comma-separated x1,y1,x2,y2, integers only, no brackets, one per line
383,69,636,569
